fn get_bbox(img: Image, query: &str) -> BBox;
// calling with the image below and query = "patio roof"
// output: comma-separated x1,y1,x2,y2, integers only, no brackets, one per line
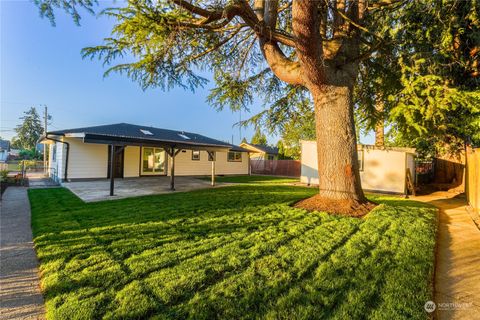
40,123,249,195
40,123,248,152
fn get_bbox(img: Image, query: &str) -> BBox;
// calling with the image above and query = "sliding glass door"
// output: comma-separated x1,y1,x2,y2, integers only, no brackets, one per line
141,147,166,175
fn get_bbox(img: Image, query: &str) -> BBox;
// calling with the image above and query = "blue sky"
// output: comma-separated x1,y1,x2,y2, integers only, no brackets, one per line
1,1,374,145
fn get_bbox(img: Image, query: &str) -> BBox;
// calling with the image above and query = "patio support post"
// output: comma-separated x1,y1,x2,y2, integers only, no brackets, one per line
170,147,175,191
210,151,216,186
109,144,115,196
169,147,182,191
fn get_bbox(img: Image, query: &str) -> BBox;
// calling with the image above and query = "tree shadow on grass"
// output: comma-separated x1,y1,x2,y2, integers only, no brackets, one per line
28,186,436,320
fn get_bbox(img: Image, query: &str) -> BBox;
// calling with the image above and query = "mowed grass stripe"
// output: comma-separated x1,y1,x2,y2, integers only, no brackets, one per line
29,185,436,320
141,209,325,305
126,209,321,279
171,218,361,319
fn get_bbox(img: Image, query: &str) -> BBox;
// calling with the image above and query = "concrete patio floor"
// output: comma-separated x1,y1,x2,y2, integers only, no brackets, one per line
63,176,229,202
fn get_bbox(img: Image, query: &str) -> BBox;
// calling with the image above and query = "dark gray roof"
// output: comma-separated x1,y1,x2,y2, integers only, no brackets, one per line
243,143,278,155
47,123,249,152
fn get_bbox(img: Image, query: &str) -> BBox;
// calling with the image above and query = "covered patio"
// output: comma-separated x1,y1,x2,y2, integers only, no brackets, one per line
39,123,249,197
63,176,231,202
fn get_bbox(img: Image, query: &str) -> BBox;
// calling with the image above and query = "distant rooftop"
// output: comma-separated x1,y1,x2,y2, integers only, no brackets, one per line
240,142,279,155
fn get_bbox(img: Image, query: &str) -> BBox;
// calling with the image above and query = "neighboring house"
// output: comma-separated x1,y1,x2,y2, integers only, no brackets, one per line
39,123,249,183
36,143,45,154
240,142,279,160
9,149,20,157
0,139,10,162
301,140,416,194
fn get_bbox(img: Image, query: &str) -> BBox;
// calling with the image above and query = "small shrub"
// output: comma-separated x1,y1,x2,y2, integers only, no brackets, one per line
0,169,8,182
19,149,43,160
18,160,38,171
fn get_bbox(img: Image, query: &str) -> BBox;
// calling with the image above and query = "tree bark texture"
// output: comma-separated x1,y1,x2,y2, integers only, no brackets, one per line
375,101,385,147
312,84,366,202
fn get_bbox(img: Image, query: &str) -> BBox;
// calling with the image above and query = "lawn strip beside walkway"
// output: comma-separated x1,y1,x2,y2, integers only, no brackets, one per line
0,187,45,320
413,191,480,319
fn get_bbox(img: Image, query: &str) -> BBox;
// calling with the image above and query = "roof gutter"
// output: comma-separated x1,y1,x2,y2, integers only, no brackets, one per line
43,133,70,182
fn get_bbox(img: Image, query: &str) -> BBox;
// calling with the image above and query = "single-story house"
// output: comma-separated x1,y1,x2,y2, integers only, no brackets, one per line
39,123,250,193
300,140,416,194
239,142,279,160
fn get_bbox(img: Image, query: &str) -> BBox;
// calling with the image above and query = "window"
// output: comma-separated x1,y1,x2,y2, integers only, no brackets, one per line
52,144,57,161
267,154,275,160
208,152,215,161
357,150,364,171
192,150,200,160
228,151,242,162
178,132,190,140
140,129,153,135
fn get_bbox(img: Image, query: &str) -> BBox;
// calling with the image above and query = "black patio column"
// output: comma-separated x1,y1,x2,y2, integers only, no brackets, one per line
170,147,175,191
109,144,115,196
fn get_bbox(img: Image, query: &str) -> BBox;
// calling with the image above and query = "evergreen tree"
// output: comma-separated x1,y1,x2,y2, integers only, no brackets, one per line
14,107,44,150
250,127,267,145
355,0,480,155
34,0,478,212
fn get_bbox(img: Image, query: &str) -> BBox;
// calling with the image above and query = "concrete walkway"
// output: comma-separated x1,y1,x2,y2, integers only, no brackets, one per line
413,192,480,319
0,187,45,320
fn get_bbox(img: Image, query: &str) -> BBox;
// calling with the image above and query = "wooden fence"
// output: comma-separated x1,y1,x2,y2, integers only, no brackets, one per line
250,159,301,177
466,147,480,214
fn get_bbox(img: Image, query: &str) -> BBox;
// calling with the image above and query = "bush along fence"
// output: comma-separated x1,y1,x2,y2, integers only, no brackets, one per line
250,159,301,177
466,146,480,215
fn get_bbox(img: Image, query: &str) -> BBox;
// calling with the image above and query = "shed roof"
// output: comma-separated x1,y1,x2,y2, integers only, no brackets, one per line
43,123,248,152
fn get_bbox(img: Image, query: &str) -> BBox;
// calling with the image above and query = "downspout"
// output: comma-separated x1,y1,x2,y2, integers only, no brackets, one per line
44,134,70,182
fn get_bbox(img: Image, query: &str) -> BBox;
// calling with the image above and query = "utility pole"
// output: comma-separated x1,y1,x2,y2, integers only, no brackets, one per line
239,109,242,144
43,105,48,174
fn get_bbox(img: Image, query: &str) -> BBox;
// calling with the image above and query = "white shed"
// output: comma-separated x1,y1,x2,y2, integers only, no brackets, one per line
300,141,416,194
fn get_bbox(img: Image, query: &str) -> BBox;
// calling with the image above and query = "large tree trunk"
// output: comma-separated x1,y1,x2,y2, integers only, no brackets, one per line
312,84,367,202
374,101,385,147
295,83,372,215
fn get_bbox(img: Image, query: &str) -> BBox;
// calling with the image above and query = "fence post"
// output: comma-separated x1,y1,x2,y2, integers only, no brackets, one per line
22,161,26,186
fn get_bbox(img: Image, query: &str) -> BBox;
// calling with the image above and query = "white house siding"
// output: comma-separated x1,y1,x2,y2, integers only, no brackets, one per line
300,141,319,186
167,150,249,176
48,143,57,180
359,149,407,194
300,141,413,194
406,153,416,184
48,141,65,182
49,141,248,180
66,138,109,179
124,146,140,177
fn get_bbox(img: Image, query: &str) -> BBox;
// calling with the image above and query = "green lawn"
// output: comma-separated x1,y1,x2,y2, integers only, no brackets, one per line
29,185,437,320
200,175,299,184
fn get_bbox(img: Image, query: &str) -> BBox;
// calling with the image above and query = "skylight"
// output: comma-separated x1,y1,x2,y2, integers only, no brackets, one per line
178,132,190,140
140,129,153,135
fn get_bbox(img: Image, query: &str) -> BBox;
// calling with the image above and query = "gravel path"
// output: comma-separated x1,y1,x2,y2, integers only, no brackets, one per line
0,187,45,320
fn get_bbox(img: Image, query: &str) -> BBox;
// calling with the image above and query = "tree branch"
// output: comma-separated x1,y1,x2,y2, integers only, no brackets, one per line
292,0,323,86
170,0,222,19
